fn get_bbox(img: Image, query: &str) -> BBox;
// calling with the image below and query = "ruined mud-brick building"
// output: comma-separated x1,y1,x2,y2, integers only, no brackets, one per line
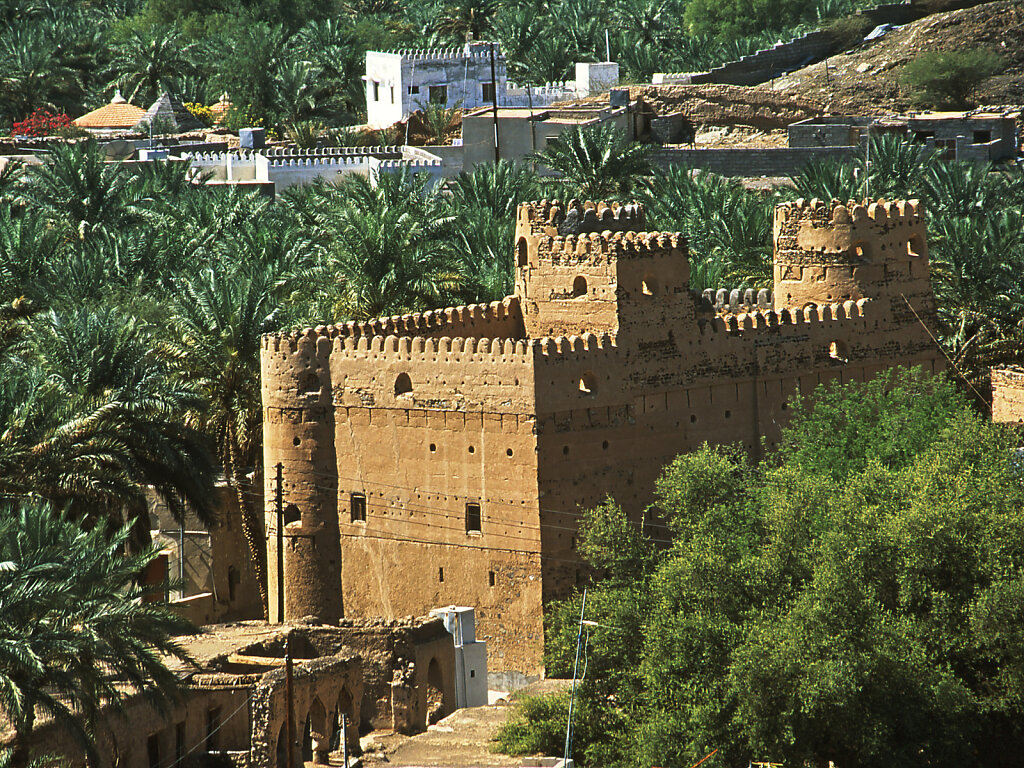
7,618,456,768
261,197,944,679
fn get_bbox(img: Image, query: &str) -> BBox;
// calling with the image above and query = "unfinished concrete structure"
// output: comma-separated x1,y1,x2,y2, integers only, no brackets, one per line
7,618,455,768
261,197,944,679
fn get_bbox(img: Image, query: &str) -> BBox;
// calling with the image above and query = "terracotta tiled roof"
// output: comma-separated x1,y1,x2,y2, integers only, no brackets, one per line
209,92,232,117
73,92,146,129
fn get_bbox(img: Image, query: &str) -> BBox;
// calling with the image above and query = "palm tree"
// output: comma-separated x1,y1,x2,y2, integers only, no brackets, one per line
290,19,365,118
0,308,216,538
435,0,499,41
413,99,463,144
0,24,79,126
643,165,774,290
295,171,460,320
447,160,540,219
106,25,195,106
532,122,653,199
161,262,286,618
21,143,149,243
0,498,193,768
29,307,217,529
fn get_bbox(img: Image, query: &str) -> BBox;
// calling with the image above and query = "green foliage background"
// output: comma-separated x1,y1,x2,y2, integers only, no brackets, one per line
0,0,884,130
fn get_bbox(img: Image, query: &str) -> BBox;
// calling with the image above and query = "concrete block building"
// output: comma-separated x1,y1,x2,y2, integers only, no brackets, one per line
365,43,507,129
260,197,944,680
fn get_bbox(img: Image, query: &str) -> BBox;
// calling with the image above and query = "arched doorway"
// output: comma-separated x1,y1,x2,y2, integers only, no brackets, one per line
425,657,445,727
275,723,287,768
330,688,357,755
307,697,328,764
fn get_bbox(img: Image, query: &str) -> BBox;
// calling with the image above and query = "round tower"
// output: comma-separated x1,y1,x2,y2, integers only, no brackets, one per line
262,328,343,623
772,197,932,320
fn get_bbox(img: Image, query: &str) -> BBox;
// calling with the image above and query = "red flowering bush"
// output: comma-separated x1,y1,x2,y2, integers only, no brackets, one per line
11,108,72,137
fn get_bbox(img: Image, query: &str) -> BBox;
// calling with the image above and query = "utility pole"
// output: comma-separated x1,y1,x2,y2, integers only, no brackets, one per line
489,42,500,163
276,462,284,623
285,631,295,768
563,587,588,768
341,713,349,768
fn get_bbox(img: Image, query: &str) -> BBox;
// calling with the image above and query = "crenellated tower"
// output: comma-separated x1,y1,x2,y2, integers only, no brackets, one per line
513,199,690,339
773,197,933,323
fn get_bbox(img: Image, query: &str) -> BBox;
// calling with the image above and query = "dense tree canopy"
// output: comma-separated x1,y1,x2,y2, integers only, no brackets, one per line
0,0,884,130
501,368,1024,768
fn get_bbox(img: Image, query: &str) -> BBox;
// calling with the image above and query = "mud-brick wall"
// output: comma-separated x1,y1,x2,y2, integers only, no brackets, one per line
326,336,546,676
21,687,251,768
992,367,1024,424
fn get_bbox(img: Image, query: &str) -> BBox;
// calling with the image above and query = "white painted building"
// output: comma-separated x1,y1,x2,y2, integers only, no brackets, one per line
365,42,508,129
430,606,487,709
183,146,445,193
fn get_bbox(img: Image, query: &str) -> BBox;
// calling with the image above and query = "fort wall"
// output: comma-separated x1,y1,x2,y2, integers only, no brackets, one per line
261,197,945,677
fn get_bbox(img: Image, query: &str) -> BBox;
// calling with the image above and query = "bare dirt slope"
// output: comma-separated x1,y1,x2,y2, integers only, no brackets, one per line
757,0,1024,113
570,83,824,129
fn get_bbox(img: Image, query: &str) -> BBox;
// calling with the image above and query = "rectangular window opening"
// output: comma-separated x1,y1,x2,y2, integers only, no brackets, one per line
206,708,220,752
390,86,395,104
973,129,991,144
438,566,444,582
147,734,160,768
408,85,420,94
465,502,481,533
481,82,495,102
428,84,447,104
372,81,380,101
488,570,495,587
350,492,366,523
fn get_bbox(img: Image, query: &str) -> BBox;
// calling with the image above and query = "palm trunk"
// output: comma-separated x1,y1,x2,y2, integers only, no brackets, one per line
225,422,269,620
11,705,35,768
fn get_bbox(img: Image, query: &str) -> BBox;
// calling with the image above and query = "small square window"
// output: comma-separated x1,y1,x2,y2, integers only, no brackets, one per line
973,130,991,144
350,493,366,523
408,85,420,94
465,502,481,533
429,84,447,104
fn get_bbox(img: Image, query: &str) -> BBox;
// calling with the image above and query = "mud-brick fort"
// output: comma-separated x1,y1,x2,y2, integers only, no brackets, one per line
261,196,944,679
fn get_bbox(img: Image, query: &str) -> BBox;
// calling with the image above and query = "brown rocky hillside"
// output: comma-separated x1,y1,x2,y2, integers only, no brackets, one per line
757,0,1024,113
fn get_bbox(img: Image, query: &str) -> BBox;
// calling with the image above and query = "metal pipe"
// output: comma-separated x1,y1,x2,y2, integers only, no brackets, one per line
563,587,587,766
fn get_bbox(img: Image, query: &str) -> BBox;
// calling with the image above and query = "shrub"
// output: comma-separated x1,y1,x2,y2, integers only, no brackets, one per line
11,108,72,138
223,103,264,132
183,102,214,127
900,48,1003,108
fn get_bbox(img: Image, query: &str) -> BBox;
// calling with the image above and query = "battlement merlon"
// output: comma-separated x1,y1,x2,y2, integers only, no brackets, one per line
773,197,932,313
260,297,525,353
516,200,646,240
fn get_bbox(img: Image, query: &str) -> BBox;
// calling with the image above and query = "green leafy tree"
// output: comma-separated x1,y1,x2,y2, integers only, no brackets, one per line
0,499,194,768
900,48,1003,109
498,368,1024,768
532,123,652,199
106,25,196,106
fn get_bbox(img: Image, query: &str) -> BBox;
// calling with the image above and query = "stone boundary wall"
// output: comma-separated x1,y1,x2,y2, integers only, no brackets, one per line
652,145,857,177
992,366,1024,423
654,0,994,87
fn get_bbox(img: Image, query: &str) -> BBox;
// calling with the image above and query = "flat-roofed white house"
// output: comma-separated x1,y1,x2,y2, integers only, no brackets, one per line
365,42,508,129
